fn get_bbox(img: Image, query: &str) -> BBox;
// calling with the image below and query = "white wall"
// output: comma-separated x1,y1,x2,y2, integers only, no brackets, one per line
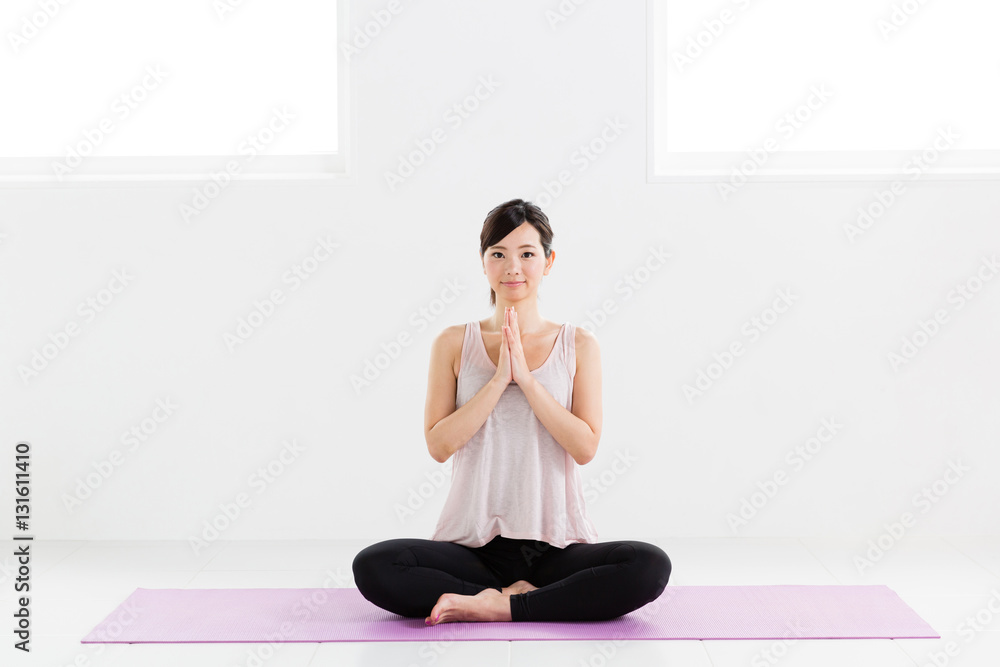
1,0,998,546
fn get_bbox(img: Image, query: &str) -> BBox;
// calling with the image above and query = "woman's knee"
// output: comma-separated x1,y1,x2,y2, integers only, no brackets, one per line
623,541,672,599
352,539,407,596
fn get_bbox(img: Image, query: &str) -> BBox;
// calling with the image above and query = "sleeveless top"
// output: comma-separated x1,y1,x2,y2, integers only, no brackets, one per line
430,320,599,548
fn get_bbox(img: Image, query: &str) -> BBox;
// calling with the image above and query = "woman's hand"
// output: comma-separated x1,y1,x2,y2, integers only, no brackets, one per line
494,308,513,386
503,307,532,386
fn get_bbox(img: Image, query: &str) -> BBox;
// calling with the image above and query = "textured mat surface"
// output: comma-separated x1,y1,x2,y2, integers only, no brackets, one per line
81,585,939,643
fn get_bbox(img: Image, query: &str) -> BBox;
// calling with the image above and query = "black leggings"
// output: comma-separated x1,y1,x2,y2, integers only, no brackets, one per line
352,535,671,622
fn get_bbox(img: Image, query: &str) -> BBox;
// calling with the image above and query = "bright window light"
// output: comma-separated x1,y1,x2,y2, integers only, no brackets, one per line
0,0,346,180
648,0,1000,181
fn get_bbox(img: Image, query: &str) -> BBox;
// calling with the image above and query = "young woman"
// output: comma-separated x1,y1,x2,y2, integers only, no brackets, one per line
352,198,671,625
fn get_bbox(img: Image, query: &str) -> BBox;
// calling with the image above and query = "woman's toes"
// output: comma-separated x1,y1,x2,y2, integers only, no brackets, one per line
426,593,458,625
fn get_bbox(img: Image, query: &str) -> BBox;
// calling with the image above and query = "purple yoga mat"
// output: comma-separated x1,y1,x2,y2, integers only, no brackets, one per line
81,585,938,643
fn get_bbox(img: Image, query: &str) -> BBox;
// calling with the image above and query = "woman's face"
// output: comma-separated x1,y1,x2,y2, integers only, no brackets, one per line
482,222,552,299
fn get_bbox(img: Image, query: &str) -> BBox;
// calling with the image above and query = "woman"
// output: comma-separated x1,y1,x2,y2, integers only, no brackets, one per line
352,198,671,625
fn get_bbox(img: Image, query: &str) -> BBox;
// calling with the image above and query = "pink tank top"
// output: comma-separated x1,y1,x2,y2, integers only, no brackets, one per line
430,320,599,548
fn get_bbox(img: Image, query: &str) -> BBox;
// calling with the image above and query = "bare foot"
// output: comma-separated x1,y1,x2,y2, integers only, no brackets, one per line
425,587,513,625
501,579,538,596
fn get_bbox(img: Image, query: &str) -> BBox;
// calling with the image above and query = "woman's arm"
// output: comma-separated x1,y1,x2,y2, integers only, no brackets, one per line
519,327,602,465
424,326,507,463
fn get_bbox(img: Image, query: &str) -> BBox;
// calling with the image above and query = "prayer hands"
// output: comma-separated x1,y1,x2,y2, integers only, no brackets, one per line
495,306,531,387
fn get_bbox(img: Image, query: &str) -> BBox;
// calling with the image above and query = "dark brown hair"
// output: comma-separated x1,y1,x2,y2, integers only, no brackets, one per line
479,198,554,308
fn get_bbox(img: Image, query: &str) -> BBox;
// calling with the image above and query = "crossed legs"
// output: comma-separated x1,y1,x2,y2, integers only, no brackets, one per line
352,536,671,623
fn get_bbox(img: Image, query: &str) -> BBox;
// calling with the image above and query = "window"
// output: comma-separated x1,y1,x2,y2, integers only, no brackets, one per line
648,0,1000,182
0,0,348,181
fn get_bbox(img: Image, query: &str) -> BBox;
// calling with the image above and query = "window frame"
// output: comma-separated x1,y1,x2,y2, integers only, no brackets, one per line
0,0,351,184
645,0,1000,183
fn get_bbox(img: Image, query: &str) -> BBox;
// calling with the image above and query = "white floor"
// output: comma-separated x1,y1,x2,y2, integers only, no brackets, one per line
2,536,998,667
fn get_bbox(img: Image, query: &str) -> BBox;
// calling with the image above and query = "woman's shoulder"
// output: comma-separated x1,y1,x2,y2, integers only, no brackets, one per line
435,322,468,349
572,325,600,374
431,323,470,380
572,323,598,348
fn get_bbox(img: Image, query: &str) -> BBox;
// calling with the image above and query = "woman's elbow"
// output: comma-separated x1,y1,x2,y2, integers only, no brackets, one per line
426,436,451,464
426,443,442,463
574,439,598,466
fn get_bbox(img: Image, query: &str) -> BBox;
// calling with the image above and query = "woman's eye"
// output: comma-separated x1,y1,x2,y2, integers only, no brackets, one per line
490,251,533,258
